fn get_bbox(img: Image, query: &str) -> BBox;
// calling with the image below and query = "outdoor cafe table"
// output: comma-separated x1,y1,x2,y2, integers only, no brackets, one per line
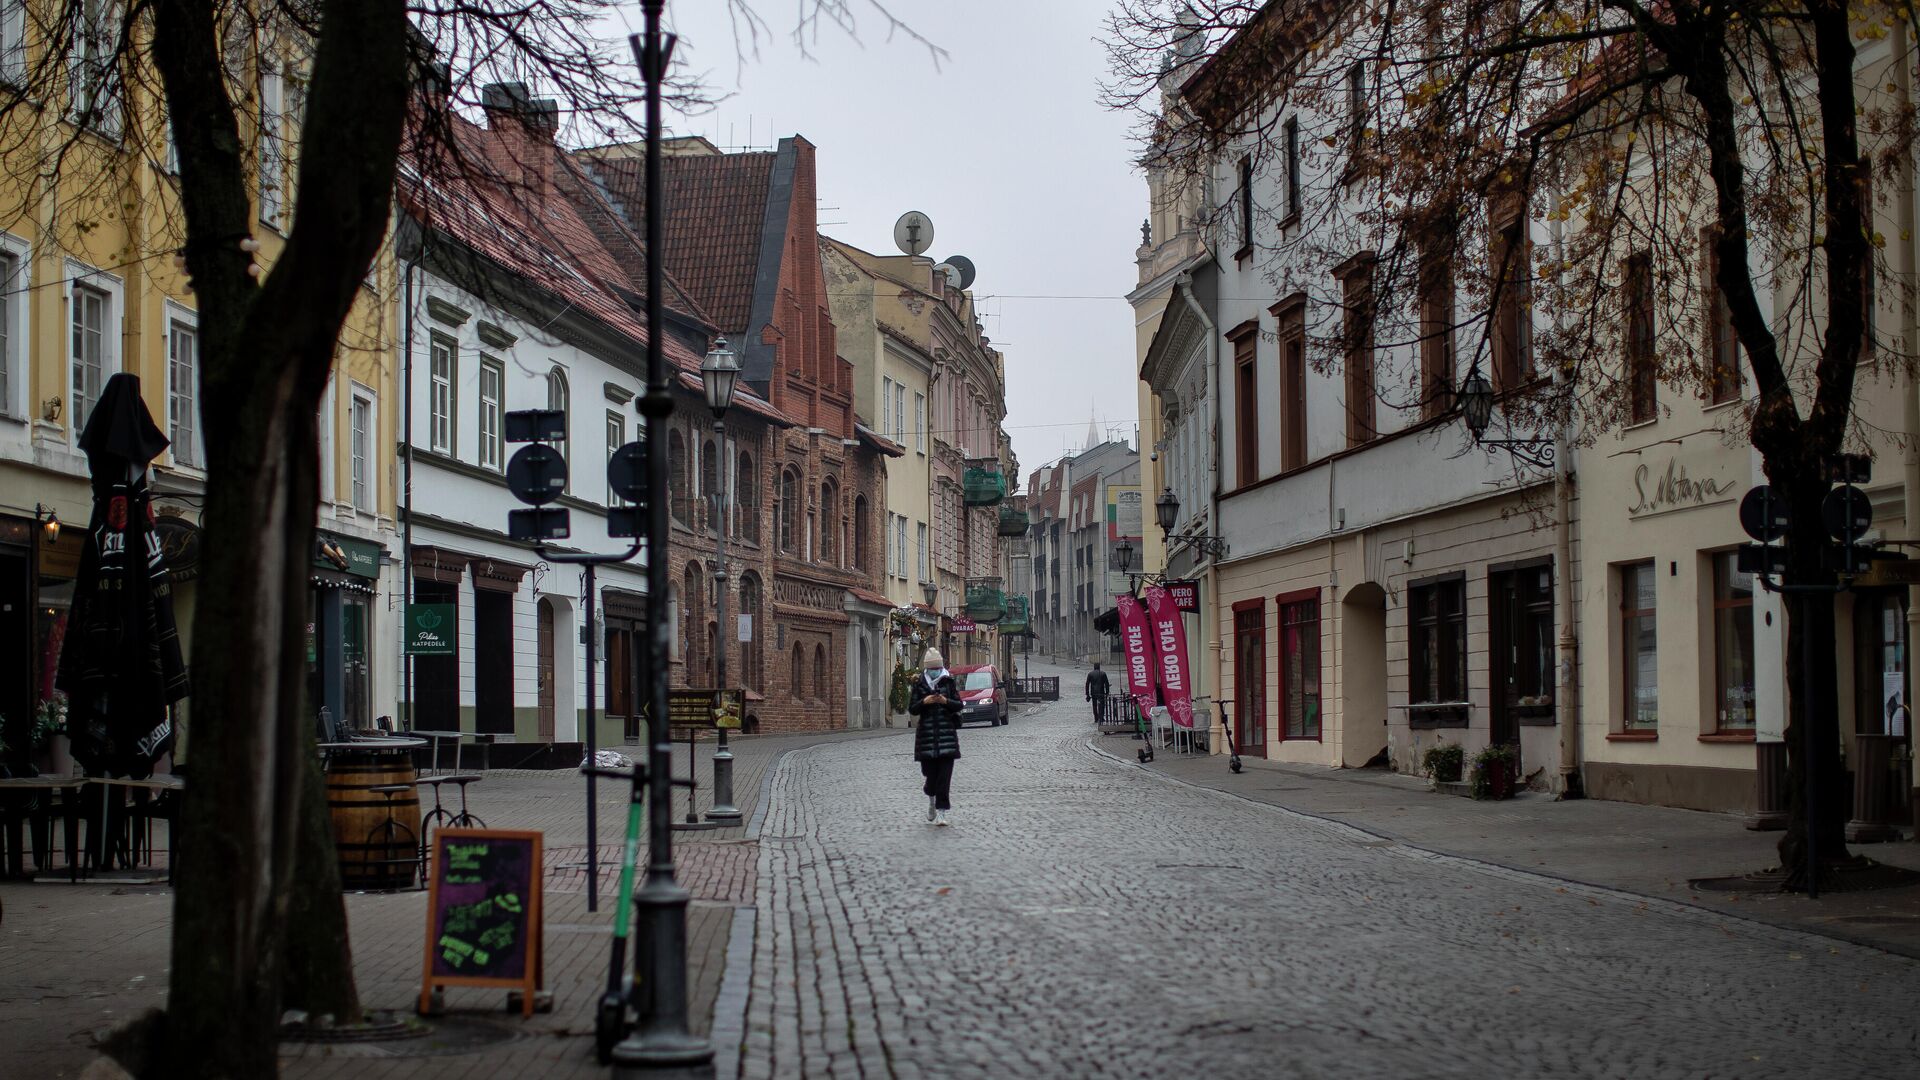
0,774,181,882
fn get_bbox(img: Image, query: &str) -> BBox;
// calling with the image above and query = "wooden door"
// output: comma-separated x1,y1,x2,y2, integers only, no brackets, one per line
1234,602,1267,757
537,598,556,739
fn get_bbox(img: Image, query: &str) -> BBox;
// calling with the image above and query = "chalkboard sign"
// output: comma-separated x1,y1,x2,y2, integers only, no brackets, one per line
418,827,544,1017
663,688,746,731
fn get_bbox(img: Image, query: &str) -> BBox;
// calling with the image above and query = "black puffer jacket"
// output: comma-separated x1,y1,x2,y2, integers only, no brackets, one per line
908,672,963,761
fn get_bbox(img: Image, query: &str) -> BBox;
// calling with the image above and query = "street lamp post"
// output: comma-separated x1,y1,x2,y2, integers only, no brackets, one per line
921,579,940,659
703,338,743,824
615,3,712,1068
1454,367,1555,469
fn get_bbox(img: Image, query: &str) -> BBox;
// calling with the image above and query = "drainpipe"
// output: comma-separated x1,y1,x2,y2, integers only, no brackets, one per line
1896,17,1920,821
401,248,418,732
1176,272,1223,753
1549,193,1583,796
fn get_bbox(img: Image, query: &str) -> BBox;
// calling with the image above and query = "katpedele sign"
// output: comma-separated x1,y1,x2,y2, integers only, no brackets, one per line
1628,457,1738,519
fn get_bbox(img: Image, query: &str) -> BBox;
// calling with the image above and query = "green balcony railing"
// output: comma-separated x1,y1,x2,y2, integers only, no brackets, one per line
997,505,1030,537
965,581,1006,622
998,595,1030,636
963,465,1007,507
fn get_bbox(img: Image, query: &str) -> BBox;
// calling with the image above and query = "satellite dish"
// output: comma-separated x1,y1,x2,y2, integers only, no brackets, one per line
934,262,963,289
893,211,934,257
944,255,977,290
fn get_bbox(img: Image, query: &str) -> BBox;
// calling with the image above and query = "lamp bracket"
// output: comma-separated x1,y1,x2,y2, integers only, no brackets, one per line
1471,434,1556,471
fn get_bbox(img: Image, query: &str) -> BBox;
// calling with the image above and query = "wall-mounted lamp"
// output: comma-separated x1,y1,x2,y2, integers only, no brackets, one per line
36,504,59,544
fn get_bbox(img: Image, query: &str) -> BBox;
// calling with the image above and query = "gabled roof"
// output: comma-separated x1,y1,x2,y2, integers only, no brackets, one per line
586,148,778,333
855,422,906,458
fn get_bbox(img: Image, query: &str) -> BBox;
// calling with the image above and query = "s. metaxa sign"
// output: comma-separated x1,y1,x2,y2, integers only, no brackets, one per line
1628,457,1738,518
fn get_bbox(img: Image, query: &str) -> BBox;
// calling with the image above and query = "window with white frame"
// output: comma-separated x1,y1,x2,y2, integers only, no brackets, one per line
167,315,199,466
885,513,899,577
69,0,124,136
258,59,284,225
881,377,895,438
895,515,907,580
914,392,925,452
0,1,26,84
606,411,625,505
350,388,374,512
478,356,504,470
547,367,569,489
917,522,928,583
318,378,335,501
428,333,454,453
0,246,18,415
894,383,906,444
69,280,112,433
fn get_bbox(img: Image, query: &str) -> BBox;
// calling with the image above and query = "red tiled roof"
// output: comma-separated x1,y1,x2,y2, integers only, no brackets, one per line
855,423,906,458
398,115,709,374
585,150,776,332
551,152,716,328
848,586,893,607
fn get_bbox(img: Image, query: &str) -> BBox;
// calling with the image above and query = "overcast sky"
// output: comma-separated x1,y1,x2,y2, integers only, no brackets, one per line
655,0,1146,486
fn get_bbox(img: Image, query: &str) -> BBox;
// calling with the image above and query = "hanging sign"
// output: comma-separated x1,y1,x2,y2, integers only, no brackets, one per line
419,828,544,1018
1143,585,1195,730
1165,579,1200,612
405,603,458,655
950,616,978,634
1115,593,1156,714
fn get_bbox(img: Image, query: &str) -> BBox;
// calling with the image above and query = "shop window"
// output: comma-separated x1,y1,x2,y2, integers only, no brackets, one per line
1712,552,1755,732
1410,577,1466,704
1855,590,1908,736
1620,561,1658,731
1280,593,1321,739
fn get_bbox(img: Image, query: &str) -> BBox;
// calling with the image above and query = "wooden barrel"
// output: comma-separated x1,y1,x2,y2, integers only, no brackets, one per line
326,750,421,890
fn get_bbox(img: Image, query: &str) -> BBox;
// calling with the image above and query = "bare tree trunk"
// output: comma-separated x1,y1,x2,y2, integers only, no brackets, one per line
280,737,361,1024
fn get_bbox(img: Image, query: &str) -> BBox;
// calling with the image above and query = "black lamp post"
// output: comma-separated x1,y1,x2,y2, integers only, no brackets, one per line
1455,366,1554,469
616,1,712,1067
701,337,742,824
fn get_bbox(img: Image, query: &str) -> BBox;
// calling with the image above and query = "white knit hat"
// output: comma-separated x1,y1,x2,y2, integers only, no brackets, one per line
921,647,945,668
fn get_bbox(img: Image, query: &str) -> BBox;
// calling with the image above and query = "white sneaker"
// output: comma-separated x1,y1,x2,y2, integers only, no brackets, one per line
927,796,938,822
935,810,950,827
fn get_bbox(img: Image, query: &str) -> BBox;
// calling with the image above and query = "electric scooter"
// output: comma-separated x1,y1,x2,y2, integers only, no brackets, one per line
583,760,647,1064
1219,701,1244,774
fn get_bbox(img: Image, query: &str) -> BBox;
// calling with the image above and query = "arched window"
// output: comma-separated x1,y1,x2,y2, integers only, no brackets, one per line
668,430,690,527
682,560,704,683
791,642,805,700
778,467,800,553
737,451,759,544
853,495,869,572
819,478,839,565
813,644,828,703
546,368,569,487
700,438,719,534
738,572,764,691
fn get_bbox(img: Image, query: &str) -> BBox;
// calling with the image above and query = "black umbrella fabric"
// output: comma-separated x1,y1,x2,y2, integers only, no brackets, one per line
55,373,189,780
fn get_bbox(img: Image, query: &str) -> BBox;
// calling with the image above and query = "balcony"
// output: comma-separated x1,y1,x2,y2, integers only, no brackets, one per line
997,505,1030,537
998,595,1030,635
965,578,1006,621
963,464,1006,507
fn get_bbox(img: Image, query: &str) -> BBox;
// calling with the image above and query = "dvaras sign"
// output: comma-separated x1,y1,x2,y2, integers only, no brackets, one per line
406,603,457,655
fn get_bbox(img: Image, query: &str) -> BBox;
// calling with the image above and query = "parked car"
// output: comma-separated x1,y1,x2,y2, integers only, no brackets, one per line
952,665,1009,726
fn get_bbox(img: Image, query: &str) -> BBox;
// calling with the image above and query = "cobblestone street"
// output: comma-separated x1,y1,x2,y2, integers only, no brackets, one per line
742,665,1920,1079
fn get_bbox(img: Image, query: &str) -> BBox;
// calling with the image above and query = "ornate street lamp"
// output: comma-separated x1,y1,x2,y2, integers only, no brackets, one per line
1455,365,1553,469
698,334,742,826
922,579,939,608
1152,486,1228,561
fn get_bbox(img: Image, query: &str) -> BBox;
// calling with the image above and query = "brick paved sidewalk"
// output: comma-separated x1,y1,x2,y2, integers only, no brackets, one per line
0,723,902,1079
1089,733,1920,958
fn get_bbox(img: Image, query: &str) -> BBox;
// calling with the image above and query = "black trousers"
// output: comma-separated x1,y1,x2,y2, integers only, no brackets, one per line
1091,694,1108,724
920,757,955,810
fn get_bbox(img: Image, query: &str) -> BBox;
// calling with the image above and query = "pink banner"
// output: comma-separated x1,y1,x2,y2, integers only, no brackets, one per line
1143,585,1196,729
1115,593,1156,714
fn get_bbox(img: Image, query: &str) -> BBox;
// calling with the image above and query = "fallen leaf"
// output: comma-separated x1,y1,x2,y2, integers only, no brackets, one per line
1788,952,1804,960
935,887,952,896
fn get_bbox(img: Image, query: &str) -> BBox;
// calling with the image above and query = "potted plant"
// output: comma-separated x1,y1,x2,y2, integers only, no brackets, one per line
33,694,71,776
1422,743,1464,784
1471,742,1518,800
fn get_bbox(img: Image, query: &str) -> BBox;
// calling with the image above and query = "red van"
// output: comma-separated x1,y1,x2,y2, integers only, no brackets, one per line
951,665,1009,726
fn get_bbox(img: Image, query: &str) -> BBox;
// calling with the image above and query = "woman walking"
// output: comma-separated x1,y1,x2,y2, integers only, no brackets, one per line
908,647,962,826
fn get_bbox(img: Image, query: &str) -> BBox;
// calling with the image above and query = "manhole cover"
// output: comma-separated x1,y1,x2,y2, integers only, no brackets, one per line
279,1016,521,1058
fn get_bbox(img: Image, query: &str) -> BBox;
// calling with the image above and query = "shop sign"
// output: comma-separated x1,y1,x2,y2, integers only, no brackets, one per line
154,514,201,582
1165,579,1200,612
39,529,82,579
314,534,383,579
1628,458,1737,519
950,616,978,634
1855,557,1920,588
658,688,745,729
405,603,458,655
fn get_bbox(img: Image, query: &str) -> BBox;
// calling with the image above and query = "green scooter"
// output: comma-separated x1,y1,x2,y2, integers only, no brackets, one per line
583,760,647,1064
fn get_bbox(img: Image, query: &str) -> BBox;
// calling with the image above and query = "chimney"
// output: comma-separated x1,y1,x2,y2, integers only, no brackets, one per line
481,82,560,142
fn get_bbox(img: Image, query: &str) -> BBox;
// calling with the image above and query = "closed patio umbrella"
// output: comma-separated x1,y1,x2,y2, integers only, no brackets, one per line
56,373,189,782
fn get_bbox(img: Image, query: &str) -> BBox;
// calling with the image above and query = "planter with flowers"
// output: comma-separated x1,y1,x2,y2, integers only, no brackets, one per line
1471,742,1518,800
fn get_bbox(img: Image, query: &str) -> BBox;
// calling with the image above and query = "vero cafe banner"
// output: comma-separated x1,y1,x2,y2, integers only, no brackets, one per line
1143,584,1196,730
1114,593,1156,714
